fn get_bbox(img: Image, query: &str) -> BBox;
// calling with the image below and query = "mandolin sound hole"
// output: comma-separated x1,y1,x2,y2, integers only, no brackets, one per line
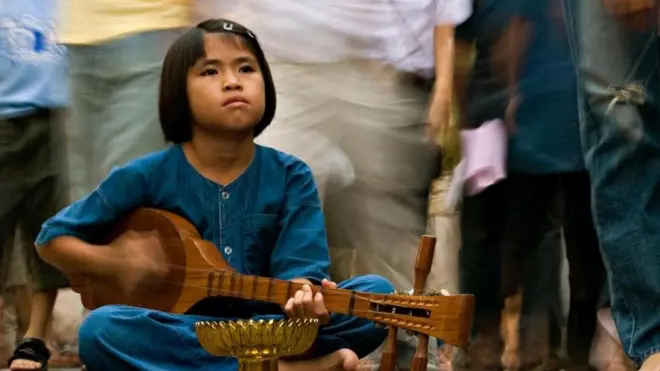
370,303,431,318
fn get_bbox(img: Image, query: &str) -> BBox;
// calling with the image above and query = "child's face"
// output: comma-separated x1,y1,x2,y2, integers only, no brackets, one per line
187,33,266,135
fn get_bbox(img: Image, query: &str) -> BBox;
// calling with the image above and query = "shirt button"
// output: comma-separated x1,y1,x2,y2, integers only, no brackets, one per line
224,246,233,255
221,191,230,200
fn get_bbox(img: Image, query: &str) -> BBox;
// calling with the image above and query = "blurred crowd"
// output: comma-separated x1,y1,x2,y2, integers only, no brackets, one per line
1,0,660,370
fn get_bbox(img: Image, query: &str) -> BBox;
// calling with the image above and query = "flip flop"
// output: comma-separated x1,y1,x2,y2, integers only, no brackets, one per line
8,338,50,371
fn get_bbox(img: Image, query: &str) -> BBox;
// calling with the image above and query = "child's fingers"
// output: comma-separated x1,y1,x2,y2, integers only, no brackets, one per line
321,279,338,289
301,285,315,318
284,298,295,318
293,289,305,318
313,292,330,324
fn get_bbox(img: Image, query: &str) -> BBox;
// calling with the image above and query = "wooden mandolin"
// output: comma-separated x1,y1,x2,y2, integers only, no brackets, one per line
69,208,474,348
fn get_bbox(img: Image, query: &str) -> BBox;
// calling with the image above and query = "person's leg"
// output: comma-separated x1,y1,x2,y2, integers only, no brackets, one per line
590,307,636,371
3,233,33,349
560,171,605,368
0,110,60,370
11,176,70,371
79,305,237,371
1,295,18,359
66,29,177,199
458,180,507,370
460,180,506,326
0,115,29,305
91,28,182,188
519,213,562,370
0,132,24,356
9,110,68,370
65,45,104,202
321,63,438,290
563,0,660,367
318,64,440,367
499,172,562,370
80,276,392,371
0,215,22,353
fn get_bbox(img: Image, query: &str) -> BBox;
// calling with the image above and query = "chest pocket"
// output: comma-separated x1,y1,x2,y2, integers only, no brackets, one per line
242,214,279,275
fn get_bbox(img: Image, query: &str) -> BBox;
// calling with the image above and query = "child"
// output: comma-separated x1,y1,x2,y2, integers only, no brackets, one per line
34,19,394,371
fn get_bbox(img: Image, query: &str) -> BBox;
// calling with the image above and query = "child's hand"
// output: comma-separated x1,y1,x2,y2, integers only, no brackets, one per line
108,230,168,296
283,279,337,325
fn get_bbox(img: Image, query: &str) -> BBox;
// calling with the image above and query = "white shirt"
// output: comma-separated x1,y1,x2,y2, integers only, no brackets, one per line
195,0,472,74
195,1,372,63
380,0,473,77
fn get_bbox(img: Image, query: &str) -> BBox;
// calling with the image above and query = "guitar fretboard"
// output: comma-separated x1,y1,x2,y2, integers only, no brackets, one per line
204,270,361,316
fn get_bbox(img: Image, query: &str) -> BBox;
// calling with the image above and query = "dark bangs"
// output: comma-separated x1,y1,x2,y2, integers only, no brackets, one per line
159,19,277,144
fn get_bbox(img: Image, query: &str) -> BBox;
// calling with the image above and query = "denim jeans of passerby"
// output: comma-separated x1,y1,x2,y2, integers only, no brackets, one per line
563,0,660,365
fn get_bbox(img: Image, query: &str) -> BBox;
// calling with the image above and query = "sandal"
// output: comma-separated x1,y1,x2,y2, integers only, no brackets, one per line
8,338,51,371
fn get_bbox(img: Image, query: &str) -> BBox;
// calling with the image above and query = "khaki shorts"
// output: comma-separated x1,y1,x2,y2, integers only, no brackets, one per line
0,109,69,292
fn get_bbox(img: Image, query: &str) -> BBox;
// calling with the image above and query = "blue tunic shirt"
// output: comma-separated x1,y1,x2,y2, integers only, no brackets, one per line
36,144,331,284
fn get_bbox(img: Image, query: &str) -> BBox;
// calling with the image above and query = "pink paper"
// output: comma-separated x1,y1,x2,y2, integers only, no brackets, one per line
460,119,508,195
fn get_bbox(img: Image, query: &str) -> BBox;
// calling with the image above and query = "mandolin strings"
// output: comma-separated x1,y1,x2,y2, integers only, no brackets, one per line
129,262,460,307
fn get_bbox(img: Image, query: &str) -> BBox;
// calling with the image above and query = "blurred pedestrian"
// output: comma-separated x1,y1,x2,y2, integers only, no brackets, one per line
562,0,660,370
0,1,71,369
59,0,191,201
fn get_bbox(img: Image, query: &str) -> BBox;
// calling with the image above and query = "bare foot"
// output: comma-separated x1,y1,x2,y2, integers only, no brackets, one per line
9,359,43,370
640,353,660,371
501,349,521,371
50,353,83,367
279,349,359,371
590,308,634,371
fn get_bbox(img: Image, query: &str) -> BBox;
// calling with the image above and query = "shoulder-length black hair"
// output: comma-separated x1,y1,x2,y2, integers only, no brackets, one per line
159,19,277,143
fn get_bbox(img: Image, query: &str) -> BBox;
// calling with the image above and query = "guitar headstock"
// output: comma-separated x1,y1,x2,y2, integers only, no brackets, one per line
367,291,474,348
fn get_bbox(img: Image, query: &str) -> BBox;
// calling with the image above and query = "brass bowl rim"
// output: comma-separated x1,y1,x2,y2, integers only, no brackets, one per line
195,317,320,327
195,318,321,359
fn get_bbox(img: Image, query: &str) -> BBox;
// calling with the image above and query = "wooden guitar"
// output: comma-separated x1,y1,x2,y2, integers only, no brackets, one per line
69,208,475,348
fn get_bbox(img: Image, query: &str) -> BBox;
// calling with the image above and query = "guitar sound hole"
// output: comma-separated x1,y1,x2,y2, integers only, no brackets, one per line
370,303,431,318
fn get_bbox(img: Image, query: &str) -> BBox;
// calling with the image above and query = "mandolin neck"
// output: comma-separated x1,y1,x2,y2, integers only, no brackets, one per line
203,269,377,319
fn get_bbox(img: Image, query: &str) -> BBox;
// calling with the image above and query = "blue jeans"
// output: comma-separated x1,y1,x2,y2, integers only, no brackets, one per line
78,275,393,371
563,0,660,365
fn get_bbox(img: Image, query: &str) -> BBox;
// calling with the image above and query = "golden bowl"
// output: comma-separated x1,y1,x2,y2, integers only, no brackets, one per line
195,318,319,361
